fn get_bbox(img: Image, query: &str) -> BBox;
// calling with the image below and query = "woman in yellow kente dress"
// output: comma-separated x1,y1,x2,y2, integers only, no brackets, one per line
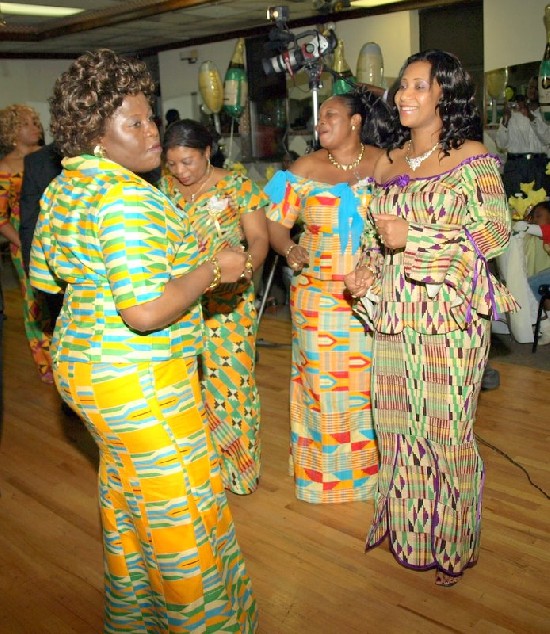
30,49,257,633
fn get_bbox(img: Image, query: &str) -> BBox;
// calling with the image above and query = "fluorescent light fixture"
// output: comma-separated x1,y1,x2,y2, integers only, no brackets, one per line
351,0,407,7
0,3,84,17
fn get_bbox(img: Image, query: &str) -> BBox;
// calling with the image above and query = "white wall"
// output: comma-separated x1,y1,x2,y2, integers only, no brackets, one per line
484,0,548,71
0,59,71,140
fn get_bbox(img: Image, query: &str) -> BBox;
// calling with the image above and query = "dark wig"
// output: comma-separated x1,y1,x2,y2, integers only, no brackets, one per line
389,49,481,154
330,86,393,149
162,118,218,157
49,48,156,157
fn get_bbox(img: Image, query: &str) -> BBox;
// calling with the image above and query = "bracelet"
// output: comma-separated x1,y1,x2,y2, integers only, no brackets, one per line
240,252,254,280
206,256,221,292
284,243,298,259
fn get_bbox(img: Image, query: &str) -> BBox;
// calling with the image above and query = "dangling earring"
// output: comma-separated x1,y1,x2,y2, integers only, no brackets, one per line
93,144,106,158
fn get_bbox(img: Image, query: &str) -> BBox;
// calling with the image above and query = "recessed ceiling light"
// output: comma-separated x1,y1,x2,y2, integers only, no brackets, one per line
0,3,84,17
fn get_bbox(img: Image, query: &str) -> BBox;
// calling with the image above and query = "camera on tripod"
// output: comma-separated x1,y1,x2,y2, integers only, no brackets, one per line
262,5,337,77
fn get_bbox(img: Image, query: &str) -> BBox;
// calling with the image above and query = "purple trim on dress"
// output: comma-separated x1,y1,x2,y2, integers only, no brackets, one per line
366,433,481,576
377,152,500,188
464,228,499,321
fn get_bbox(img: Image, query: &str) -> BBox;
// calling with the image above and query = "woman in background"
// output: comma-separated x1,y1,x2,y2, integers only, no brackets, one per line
160,118,269,495
30,49,256,632
345,50,518,586
264,87,392,504
0,104,53,382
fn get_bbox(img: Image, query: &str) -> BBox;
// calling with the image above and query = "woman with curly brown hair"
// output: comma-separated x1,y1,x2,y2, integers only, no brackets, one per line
0,104,54,382
30,49,257,632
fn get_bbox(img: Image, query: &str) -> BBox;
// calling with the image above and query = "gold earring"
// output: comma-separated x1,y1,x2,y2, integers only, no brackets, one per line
93,144,106,158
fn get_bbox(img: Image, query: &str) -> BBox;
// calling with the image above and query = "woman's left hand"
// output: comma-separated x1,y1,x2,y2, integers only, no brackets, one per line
373,214,409,250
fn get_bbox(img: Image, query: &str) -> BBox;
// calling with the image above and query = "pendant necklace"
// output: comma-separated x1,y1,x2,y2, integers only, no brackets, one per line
327,144,365,172
404,140,439,172
186,164,212,203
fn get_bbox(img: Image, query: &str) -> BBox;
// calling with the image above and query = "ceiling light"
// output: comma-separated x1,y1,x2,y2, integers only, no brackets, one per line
351,0,407,7
0,3,84,17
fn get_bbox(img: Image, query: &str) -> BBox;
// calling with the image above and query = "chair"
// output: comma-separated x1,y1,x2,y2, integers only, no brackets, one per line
532,284,550,353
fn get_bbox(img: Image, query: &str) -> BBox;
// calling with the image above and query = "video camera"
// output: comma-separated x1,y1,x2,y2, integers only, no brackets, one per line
262,6,337,77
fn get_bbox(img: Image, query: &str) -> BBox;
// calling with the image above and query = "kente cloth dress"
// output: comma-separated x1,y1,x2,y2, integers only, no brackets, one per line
358,154,519,577
0,170,53,378
159,172,269,496
30,156,257,633
264,170,378,504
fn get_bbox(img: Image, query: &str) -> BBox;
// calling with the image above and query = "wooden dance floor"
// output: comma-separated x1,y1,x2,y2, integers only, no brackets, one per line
0,286,549,633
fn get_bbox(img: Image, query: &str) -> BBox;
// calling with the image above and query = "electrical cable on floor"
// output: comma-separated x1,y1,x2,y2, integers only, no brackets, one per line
476,433,550,500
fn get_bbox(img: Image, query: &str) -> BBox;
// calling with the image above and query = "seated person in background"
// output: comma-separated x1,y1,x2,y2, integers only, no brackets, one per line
496,93,550,197
514,201,550,334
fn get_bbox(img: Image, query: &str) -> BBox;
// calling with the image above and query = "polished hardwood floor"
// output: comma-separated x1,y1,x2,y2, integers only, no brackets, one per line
0,286,549,633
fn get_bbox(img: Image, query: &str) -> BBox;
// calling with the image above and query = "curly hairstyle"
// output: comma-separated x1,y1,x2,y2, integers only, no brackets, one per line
388,49,481,154
0,104,41,154
327,86,394,149
49,48,156,157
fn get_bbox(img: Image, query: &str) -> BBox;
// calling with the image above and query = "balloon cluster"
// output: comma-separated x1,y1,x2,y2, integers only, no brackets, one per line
198,38,248,122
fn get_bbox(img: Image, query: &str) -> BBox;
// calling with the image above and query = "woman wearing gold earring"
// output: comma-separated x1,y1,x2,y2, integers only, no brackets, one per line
30,49,257,632
264,87,393,504
159,118,269,495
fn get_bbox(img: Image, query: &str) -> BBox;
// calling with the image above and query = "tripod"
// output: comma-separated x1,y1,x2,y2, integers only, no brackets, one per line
256,61,326,348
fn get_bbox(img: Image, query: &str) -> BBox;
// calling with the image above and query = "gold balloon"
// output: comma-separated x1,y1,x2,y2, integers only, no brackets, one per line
199,61,223,114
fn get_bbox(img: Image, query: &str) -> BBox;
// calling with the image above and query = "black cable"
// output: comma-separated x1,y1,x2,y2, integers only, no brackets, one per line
476,433,550,500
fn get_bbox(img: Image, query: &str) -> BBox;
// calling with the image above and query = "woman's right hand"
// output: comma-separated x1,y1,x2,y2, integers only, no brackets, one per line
215,248,248,283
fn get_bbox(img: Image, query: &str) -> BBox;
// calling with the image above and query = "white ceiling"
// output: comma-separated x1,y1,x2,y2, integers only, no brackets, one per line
0,0,468,58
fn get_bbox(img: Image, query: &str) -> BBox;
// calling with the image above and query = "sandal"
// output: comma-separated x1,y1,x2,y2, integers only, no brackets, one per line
435,570,462,587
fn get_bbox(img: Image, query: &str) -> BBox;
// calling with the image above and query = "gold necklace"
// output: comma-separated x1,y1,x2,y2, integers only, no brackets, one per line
404,140,439,172
327,144,365,172
185,164,212,202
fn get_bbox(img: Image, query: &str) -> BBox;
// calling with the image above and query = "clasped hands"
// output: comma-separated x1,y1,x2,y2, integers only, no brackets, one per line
344,214,408,299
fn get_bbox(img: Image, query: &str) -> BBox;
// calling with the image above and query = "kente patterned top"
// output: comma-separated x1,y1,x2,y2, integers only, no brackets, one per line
361,154,519,334
264,171,374,281
30,155,202,363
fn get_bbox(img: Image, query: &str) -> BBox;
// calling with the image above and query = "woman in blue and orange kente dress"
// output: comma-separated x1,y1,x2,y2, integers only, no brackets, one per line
264,87,393,504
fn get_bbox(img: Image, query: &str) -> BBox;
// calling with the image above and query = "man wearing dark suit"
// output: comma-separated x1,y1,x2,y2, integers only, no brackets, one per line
19,142,65,324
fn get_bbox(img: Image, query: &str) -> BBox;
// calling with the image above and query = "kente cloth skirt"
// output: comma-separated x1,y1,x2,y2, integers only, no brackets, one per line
54,356,257,634
366,317,490,576
289,273,378,504
201,281,261,496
